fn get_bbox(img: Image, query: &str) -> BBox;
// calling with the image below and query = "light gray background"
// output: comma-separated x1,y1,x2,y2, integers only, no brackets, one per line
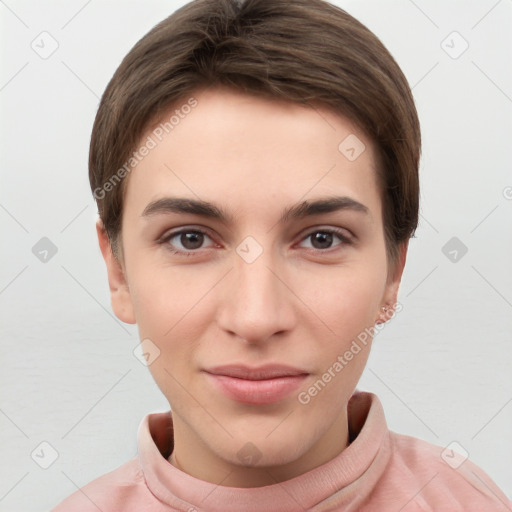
1,1,511,510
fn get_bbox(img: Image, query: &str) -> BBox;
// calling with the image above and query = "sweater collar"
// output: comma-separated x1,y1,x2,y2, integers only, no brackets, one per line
137,391,391,512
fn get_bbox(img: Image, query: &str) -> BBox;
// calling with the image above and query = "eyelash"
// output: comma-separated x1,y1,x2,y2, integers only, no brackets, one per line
159,227,353,257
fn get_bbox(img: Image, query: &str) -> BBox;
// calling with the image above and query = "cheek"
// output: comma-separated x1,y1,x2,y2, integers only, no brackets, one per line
129,268,204,400
297,267,384,408
128,263,215,358
128,255,199,322
306,261,386,333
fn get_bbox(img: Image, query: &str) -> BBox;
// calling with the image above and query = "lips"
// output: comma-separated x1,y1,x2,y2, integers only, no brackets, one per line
204,364,309,380
203,364,309,404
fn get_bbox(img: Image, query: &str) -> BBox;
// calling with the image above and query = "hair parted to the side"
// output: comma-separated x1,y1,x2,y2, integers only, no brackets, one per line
89,0,421,269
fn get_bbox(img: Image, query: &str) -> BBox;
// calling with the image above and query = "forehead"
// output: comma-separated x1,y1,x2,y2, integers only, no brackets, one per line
123,87,382,222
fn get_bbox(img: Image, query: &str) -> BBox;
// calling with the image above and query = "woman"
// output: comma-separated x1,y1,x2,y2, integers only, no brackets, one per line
53,0,511,510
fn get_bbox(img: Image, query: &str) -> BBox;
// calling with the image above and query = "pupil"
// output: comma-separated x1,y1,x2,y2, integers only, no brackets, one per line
312,232,332,249
181,232,203,249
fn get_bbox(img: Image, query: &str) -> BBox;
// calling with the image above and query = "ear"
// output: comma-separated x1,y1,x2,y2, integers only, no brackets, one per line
96,218,136,324
375,240,408,324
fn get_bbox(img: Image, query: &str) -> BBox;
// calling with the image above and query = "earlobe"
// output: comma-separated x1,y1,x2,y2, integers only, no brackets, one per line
96,219,136,324
375,240,409,324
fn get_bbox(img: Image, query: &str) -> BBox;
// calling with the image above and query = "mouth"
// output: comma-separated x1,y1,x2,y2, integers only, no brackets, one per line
203,364,309,405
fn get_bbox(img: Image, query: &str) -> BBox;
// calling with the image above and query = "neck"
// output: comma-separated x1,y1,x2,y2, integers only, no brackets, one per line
168,408,349,488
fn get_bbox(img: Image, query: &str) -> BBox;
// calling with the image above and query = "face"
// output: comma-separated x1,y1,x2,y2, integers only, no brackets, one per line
98,86,406,487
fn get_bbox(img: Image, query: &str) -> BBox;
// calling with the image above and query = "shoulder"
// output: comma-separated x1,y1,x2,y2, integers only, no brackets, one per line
51,457,163,511
375,431,511,511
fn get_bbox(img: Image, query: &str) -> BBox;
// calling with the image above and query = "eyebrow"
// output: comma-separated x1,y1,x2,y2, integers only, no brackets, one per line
141,195,369,224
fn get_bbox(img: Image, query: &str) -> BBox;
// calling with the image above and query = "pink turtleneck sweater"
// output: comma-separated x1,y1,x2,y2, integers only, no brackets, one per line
52,391,511,511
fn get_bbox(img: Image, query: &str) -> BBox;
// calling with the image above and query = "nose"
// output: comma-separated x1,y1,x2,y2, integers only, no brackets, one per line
217,244,296,345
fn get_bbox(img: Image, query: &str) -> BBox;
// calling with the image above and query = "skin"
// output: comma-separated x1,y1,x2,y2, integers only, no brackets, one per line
97,86,407,488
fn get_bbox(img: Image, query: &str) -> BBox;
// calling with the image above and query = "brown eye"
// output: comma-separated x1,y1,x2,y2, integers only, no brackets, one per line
161,229,215,255
299,229,351,251
179,232,204,250
310,231,334,249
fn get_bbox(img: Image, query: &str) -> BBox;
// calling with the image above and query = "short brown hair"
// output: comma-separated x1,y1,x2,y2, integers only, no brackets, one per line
89,0,420,267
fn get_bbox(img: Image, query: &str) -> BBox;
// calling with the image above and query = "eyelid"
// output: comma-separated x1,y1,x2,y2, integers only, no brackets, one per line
300,223,353,239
